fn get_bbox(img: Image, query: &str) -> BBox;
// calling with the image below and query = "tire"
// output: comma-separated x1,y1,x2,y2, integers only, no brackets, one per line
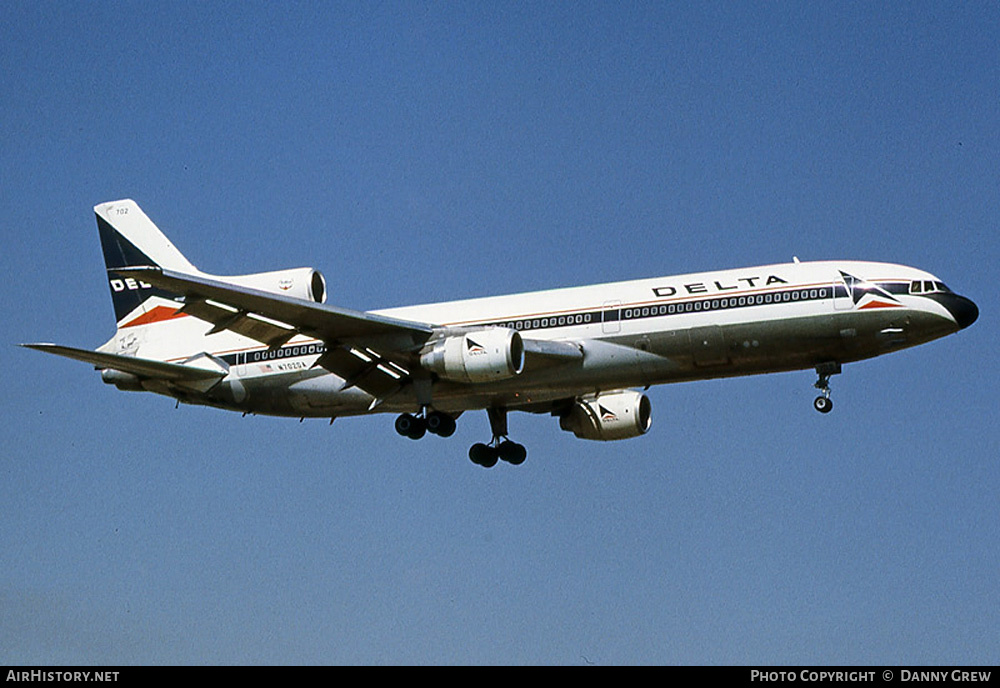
497,440,527,465
813,396,833,414
394,413,415,436
395,413,426,439
469,443,498,468
426,412,456,437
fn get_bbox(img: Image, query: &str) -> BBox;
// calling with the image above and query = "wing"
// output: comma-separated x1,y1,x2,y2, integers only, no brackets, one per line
113,266,437,398
111,266,584,399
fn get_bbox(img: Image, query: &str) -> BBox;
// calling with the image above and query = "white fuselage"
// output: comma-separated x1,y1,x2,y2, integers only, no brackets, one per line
115,259,969,418
26,199,976,462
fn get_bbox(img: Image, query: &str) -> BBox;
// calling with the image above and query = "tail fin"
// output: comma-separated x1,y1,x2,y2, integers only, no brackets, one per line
95,200,199,326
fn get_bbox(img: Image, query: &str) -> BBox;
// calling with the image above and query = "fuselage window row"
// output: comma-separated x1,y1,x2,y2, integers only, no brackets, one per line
226,287,837,366
242,343,327,363
487,287,832,333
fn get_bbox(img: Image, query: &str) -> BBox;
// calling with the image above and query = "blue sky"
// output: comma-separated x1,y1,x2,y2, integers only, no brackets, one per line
2,2,997,665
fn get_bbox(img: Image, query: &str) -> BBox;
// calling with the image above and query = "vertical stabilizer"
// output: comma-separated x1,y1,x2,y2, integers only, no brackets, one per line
95,200,199,327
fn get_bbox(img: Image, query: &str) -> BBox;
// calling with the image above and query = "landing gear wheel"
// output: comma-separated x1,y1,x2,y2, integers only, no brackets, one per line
394,413,413,436
426,411,456,437
469,442,498,468
813,396,833,414
394,413,426,439
497,440,527,465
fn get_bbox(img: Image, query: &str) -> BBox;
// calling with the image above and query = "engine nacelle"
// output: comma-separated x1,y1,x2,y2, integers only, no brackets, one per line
420,328,524,383
559,390,652,441
101,368,144,391
216,267,327,303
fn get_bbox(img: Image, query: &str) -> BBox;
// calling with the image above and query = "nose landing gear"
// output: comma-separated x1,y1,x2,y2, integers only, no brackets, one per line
813,362,841,414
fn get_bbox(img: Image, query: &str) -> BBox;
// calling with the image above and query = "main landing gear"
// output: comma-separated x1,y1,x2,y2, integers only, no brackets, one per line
469,407,527,468
394,406,527,467
813,362,841,414
394,410,456,440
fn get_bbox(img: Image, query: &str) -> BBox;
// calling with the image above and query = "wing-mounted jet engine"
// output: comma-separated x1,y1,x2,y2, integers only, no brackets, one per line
419,328,524,383
559,390,652,441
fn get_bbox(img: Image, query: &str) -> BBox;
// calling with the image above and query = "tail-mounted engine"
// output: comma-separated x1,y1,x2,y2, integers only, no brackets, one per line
559,390,652,441
218,267,326,303
420,328,524,383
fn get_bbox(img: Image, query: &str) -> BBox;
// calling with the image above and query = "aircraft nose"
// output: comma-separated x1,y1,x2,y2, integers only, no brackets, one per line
944,294,979,330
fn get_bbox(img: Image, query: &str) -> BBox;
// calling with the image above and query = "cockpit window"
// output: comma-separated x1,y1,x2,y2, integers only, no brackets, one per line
910,280,952,295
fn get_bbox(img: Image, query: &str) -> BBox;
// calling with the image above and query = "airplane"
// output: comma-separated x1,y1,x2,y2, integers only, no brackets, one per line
24,200,979,467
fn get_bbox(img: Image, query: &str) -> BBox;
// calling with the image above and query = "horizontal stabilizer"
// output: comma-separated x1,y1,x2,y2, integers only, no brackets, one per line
21,343,226,382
